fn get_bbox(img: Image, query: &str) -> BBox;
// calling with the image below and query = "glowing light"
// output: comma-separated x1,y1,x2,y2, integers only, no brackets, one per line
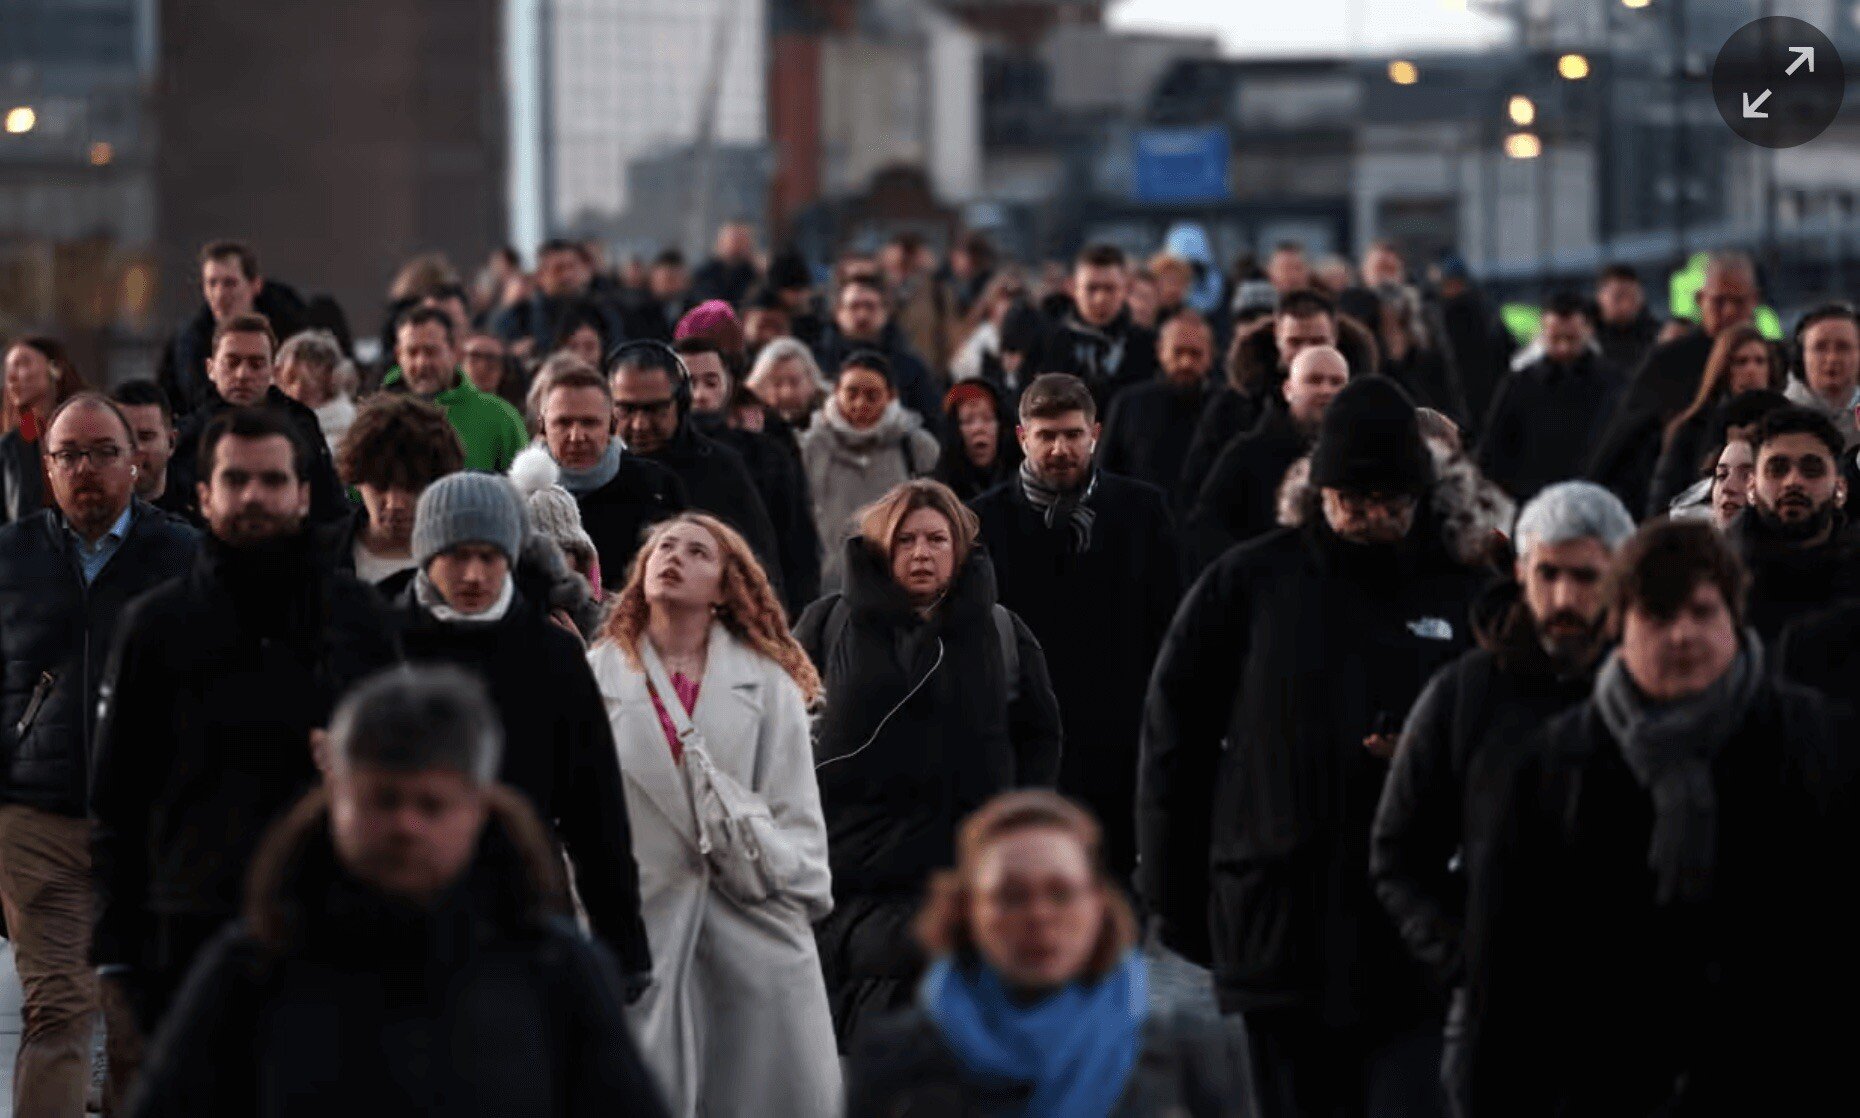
1558,53,1591,80
1388,60,1419,86
1622,0,1652,10
1505,132,1544,160
4,107,36,134
89,142,113,166
1508,95,1537,126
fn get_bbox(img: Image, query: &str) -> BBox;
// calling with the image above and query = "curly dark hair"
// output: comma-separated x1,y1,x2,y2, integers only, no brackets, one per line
336,394,464,490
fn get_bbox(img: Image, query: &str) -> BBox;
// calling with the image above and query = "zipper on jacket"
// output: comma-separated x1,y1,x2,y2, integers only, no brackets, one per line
16,670,56,739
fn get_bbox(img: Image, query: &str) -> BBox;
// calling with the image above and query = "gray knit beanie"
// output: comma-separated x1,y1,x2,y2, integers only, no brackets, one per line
412,472,526,569
526,484,597,567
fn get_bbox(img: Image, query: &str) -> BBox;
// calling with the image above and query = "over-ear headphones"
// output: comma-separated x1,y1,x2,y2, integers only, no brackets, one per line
1790,301,1859,379
607,339,692,417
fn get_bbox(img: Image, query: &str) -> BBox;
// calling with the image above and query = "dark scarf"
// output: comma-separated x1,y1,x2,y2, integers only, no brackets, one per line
1019,460,1099,553
1592,637,1763,905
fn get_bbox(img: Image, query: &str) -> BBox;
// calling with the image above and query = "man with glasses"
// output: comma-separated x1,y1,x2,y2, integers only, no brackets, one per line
1141,377,1482,1118
607,342,782,588
0,393,199,1115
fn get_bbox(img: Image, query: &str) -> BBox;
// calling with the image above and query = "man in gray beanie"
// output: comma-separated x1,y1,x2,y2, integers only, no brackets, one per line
399,472,654,998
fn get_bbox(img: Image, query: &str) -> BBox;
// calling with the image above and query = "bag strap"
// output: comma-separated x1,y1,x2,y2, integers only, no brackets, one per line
899,434,919,477
639,641,715,855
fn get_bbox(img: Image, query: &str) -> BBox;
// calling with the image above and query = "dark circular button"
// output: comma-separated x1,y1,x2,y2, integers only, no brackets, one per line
1712,16,1844,149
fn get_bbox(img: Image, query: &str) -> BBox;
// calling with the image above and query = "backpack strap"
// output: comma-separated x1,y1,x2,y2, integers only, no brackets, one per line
992,604,1020,705
900,434,920,477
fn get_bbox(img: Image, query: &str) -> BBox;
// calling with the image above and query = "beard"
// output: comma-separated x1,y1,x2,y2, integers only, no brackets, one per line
1754,493,1835,544
1537,610,1606,671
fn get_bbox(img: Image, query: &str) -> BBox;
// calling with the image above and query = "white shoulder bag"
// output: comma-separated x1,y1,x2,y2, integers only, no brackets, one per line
641,642,800,907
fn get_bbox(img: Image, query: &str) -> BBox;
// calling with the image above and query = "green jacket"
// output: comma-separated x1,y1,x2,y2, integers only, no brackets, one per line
381,368,529,472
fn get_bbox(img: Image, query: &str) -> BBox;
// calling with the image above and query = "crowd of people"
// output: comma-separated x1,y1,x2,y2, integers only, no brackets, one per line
0,219,1855,1117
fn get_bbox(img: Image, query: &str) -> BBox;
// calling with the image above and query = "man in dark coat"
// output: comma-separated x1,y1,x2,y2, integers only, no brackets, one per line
490,239,627,359
158,240,309,420
972,374,1181,879
1177,289,1379,509
811,276,942,426
167,313,349,526
90,407,401,1049
1590,253,1760,509
620,249,698,342
1476,292,1626,502
1140,377,1481,1118
691,222,762,307
677,337,821,615
394,472,652,995
1462,519,1855,1116
1371,481,1635,1116
0,394,199,1114
1036,244,1157,413
608,343,783,594
530,360,686,590
1727,406,1860,641
1430,257,1515,436
1097,311,1217,512
1593,263,1662,378
1187,344,1348,570
129,666,669,1117
796,527,1062,1049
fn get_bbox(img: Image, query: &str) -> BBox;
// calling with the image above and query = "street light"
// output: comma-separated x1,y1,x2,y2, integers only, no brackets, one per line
1621,0,1651,9
1557,53,1591,80
3,106,35,134
89,142,113,166
1389,60,1420,85
1508,95,1537,126
1505,131,1543,159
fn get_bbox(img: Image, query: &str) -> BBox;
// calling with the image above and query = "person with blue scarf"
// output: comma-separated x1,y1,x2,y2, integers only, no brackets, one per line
848,791,1248,1117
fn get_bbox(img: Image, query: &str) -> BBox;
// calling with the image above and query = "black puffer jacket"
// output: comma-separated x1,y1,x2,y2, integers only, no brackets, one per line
394,587,650,981
1462,672,1857,1117
130,788,668,1117
89,533,401,969
795,542,1062,1045
1138,496,1483,1025
848,1001,1249,1117
0,503,199,816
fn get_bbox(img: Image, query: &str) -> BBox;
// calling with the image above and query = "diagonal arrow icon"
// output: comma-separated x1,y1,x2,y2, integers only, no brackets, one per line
1787,46,1815,75
1744,89,1772,118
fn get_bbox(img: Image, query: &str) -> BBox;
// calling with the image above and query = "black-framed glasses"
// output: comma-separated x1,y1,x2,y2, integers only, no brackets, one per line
45,445,126,471
614,398,677,419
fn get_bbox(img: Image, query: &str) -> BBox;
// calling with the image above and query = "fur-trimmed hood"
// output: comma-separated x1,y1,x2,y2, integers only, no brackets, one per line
241,784,570,957
1225,311,1383,398
1274,433,1515,569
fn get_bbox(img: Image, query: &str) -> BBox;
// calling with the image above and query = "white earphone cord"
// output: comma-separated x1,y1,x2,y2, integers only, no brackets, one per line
814,638,944,772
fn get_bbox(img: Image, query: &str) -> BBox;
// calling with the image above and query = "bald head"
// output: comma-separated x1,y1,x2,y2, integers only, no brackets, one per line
1158,312,1215,388
1701,253,1760,337
1284,345,1349,429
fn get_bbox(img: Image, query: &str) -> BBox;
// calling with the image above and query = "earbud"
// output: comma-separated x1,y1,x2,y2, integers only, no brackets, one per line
129,466,138,477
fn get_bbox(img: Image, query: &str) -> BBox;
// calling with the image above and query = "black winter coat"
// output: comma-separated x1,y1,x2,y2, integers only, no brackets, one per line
1594,309,1662,381
168,387,350,526
795,543,1063,1044
931,378,1020,503
1037,310,1158,413
0,429,46,525
131,789,668,1118
1382,344,1468,429
1097,377,1214,512
0,504,199,816
571,454,687,591
1476,352,1625,502
638,423,783,593
971,473,1181,878
89,533,401,969
395,591,652,980
1138,509,1481,1024
158,282,310,419
1462,674,1857,1117
848,1002,1249,1118
1185,400,1310,572
1728,510,1860,642
1437,287,1516,435
1647,403,1722,516
1588,330,1717,508
1778,598,1860,713
691,412,821,615
1369,587,1596,991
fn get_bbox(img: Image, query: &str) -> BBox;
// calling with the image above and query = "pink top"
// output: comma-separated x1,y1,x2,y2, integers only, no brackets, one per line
649,671,701,763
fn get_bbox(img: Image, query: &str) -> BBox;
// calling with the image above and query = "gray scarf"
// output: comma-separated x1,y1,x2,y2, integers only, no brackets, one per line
1019,460,1098,553
1592,637,1763,905
557,440,622,496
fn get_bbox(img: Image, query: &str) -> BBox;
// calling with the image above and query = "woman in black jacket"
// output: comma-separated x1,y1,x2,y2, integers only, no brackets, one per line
795,479,1063,1051
849,791,1249,1117
1646,326,1786,515
932,380,1020,502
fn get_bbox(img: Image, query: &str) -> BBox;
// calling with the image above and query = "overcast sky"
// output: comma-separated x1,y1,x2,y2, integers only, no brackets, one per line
1107,0,1511,57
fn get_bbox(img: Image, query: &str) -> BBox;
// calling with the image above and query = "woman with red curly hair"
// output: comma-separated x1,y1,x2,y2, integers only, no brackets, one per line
586,512,838,1118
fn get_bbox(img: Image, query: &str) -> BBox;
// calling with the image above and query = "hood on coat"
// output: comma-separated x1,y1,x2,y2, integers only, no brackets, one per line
1275,433,1515,569
840,534,998,629
1162,223,1224,315
1226,313,1383,398
241,784,569,956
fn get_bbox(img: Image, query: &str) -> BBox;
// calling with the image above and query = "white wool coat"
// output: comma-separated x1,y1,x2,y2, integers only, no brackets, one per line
588,626,840,1118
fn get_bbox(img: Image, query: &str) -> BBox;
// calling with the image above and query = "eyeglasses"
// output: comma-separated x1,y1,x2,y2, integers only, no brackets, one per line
45,445,126,471
614,398,676,419
1334,490,1419,515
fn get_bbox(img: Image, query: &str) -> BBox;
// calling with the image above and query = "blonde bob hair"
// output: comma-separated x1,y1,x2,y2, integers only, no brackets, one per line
603,512,821,703
857,479,981,572
914,790,1138,983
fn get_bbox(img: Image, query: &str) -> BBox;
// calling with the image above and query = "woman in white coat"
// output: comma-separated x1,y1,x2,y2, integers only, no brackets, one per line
587,511,840,1117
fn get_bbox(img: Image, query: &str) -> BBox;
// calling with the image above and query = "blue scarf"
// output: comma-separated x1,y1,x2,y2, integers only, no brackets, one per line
557,440,622,496
921,952,1148,1118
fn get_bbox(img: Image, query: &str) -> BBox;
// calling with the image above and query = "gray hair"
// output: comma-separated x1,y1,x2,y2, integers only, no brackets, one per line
328,665,503,784
276,329,343,373
1513,481,1636,557
747,337,829,394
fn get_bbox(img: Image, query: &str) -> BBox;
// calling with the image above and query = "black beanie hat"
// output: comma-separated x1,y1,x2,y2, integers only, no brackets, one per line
1308,375,1434,495
768,249,812,291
